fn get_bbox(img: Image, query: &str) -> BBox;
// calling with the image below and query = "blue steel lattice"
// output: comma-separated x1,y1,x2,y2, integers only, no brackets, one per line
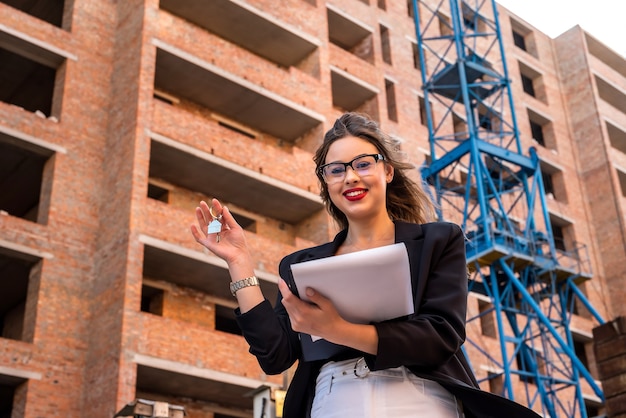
412,1,605,417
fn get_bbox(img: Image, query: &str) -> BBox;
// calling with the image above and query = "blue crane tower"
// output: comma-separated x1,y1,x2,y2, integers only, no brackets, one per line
412,1,606,416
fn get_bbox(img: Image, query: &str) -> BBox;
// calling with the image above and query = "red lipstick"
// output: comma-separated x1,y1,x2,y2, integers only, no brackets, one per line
343,188,367,201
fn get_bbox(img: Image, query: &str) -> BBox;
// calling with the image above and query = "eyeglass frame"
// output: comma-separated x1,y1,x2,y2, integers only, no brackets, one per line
317,153,385,184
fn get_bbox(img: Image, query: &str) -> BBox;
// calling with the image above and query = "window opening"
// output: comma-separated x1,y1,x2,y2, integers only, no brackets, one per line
215,304,241,335
385,79,398,122
380,24,392,65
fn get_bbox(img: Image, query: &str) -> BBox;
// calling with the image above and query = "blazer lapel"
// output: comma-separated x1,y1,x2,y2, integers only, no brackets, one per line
394,221,423,242
394,221,426,307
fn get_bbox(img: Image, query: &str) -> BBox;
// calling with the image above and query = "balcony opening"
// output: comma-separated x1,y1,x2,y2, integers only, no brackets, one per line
0,249,41,343
154,43,324,142
140,278,220,328
595,74,626,113
327,5,374,64
135,362,266,414
0,47,57,117
385,79,398,122
143,283,215,328
0,25,72,119
377,0,386,10
380,24,392,65
215,304,241,336
606,120,626,154
159,0,318,69
148,135,323,225
1,0,68,29
0,136,56,224
586,32,626,79
141,238,280,309
330,66,379,113
407,0,414,18
0,379,24,417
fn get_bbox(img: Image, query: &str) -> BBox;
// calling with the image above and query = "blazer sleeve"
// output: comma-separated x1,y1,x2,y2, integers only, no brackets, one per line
367,223,468,371
234,298,301,375
234,254,304,375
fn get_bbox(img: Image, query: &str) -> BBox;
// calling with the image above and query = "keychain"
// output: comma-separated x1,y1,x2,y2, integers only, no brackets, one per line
208,206,223,242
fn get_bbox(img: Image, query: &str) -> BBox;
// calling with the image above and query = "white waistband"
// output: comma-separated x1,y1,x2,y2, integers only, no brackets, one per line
321,358,436,381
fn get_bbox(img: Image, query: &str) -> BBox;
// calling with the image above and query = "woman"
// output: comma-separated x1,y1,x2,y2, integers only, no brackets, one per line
191,113,540,418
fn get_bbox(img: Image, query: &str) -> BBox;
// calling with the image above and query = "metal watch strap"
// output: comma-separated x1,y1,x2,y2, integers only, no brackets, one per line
230,276,260,296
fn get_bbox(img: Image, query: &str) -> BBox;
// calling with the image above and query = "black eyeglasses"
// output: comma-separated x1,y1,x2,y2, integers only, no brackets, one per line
317,153,385,184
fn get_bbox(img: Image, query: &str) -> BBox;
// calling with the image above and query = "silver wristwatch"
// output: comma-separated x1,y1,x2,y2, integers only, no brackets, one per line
230,276,260,296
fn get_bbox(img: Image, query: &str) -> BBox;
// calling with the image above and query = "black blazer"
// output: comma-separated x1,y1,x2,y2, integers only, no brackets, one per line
236,221,541,418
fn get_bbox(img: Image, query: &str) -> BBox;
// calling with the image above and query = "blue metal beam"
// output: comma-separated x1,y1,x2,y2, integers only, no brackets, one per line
477,140,534,172
566,278,606,325
498,260,604,400
421,141,471,176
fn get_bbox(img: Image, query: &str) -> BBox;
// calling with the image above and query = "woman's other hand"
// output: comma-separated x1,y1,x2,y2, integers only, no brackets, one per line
278,279,343,340
278,279,379,354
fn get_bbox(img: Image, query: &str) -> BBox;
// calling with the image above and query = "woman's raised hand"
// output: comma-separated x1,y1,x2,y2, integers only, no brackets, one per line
190,198,251,266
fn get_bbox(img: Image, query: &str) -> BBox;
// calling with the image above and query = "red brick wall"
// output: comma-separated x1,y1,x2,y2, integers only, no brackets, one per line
0,0,624,416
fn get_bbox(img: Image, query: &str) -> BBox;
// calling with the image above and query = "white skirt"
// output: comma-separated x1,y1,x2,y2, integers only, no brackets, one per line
311,358,463,418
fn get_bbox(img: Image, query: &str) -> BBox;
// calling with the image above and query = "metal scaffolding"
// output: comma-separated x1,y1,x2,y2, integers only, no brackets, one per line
412,1,605,416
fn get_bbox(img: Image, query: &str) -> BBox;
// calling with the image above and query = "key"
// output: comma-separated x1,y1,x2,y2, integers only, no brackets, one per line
207,218,222,234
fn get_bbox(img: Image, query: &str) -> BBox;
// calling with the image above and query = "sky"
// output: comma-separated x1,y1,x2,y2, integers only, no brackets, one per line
495,0,626,57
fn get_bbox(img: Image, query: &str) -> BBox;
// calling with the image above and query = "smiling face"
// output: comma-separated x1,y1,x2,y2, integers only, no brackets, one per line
323,136,394,226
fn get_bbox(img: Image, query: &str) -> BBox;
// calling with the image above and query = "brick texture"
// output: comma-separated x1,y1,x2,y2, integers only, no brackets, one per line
0,0,624,416
594,317,626,416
